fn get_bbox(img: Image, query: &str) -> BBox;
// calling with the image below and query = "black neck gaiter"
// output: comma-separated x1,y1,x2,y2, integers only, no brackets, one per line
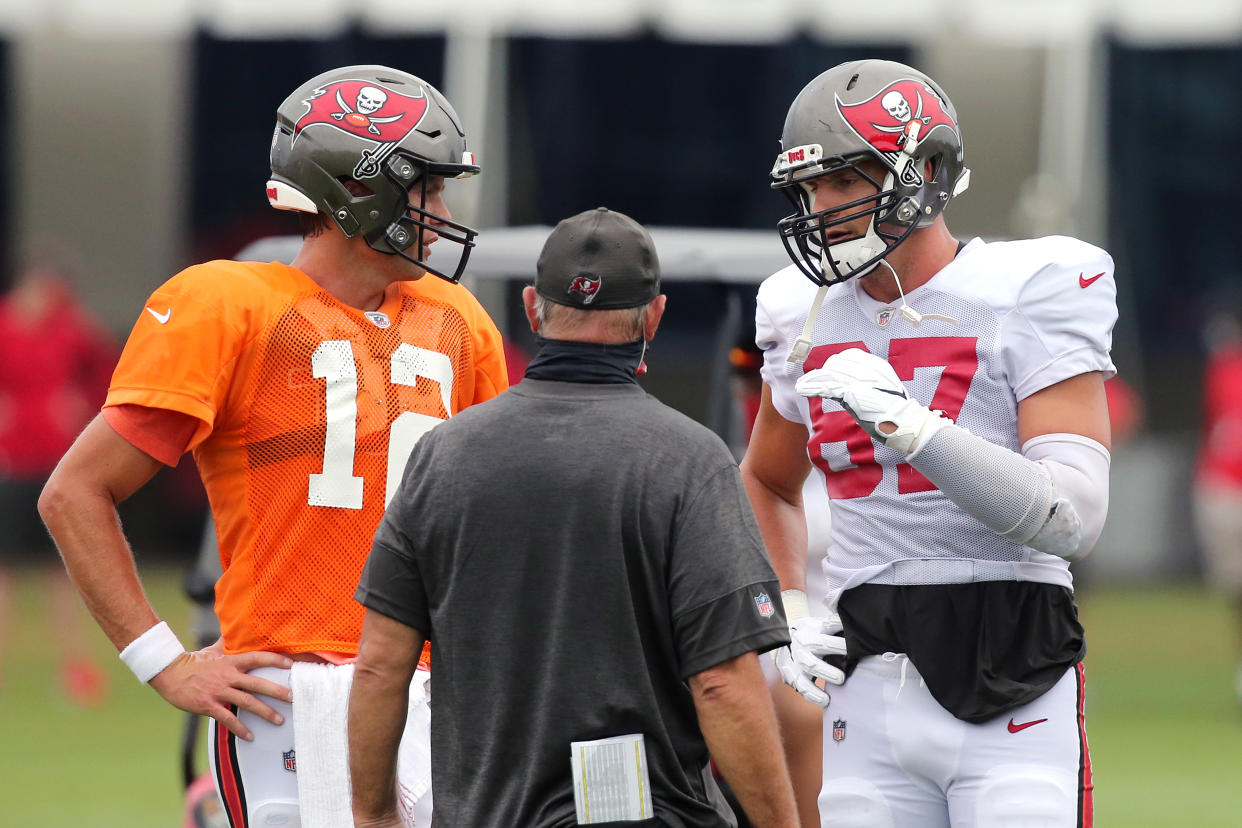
523,336,644,384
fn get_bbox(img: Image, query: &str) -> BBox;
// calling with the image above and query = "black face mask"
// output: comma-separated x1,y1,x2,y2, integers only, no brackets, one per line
523,336,646,384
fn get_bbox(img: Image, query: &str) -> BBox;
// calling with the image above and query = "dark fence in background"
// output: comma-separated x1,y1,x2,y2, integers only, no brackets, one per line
1108,41,1242,430
505,36,908,229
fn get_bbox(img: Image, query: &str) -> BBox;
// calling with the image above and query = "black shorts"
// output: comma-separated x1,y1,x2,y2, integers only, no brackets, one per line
837,580,1086,723
0,477,59,563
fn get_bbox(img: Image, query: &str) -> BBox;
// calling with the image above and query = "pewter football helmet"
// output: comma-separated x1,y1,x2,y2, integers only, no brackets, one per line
268,65,480,282
771,60,970,285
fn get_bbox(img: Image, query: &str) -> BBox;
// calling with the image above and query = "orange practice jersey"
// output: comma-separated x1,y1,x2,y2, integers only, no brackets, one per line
106,260,508,656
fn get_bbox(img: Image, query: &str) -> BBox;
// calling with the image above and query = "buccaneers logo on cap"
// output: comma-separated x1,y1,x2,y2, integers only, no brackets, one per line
568,275,602,304
293,79,430,179
835,79,959,156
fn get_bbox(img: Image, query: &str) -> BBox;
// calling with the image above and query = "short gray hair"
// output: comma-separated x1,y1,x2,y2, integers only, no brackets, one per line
533,292,649,342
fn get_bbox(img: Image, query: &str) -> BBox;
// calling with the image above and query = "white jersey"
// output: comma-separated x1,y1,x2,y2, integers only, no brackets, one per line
756,236,1117,603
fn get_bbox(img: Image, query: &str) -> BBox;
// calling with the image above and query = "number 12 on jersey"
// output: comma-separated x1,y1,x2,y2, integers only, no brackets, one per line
805,337,977,499
309,339,454,509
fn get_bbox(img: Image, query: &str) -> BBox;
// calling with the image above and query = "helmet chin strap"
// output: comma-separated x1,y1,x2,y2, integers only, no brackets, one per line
878,258,958,327
786,255,959,364
785,230,840,362
787,221,881,363
787,282,829,364
786,202,962,363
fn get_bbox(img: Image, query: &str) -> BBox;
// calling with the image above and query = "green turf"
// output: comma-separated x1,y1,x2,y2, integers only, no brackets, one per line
0,565,189,827
1078,584,1242,826
1,570,1239,826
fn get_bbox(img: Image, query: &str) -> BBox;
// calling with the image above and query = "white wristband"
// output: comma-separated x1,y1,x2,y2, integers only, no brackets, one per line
119,621,186,684
781,589,810,624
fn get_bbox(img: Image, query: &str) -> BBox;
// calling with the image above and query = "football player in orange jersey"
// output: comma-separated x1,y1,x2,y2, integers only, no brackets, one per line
39,65,509,827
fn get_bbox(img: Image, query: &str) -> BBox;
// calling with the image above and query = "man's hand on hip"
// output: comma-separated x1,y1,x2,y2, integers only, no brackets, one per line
148,639,293,741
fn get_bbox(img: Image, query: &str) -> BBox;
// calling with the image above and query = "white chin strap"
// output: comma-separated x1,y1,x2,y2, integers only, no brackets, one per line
788,284,829,363
878,259,958,328
786,253,957,365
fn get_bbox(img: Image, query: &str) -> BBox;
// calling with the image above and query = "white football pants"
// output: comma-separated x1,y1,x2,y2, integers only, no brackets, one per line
207,665,433,827
819,655,1092,828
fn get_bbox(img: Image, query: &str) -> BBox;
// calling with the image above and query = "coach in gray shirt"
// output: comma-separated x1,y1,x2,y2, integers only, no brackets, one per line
347,207,798,827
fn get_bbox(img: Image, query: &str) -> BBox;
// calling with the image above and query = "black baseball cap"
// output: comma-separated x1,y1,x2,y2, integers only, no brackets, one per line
535,207,661,310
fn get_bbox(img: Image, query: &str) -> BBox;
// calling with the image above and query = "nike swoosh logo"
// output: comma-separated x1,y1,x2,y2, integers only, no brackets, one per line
874,387,908,398
146,307,172,325
1079,272,1104,288
1007,717,1048,733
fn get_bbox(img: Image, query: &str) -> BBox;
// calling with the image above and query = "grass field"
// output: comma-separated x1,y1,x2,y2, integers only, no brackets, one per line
1,567,1240,826
1077,585,1242,826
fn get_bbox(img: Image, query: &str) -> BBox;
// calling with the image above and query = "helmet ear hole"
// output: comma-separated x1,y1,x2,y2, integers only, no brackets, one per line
341,178,373,198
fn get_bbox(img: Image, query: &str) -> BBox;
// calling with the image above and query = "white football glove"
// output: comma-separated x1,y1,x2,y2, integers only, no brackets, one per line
772,590,846,707
795,348,950,455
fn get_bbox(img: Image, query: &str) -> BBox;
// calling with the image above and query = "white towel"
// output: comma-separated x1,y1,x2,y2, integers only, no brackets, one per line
292,661,355,828
291,662,434,827
396,670,434,824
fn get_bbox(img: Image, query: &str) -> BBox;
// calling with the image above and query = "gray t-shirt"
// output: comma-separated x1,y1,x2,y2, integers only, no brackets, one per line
357,378,789,827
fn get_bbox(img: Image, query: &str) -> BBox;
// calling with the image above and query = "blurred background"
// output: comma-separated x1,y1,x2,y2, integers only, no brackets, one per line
0,1,1240,825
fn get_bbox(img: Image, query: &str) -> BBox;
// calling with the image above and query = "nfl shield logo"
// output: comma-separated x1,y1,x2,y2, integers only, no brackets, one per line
875,307,896,328
283,749,297,773
754,592,774,618
832,719,847,743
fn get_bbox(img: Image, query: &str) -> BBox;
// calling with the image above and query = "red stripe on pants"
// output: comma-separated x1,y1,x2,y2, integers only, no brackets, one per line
1076,662,1094,827
213,713,249,827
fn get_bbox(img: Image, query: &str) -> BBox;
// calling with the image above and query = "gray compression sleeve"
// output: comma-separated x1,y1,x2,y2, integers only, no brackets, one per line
908,425,1056,545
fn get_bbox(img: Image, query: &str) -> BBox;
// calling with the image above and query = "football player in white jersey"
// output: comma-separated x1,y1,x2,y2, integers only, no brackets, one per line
740,59,1115,827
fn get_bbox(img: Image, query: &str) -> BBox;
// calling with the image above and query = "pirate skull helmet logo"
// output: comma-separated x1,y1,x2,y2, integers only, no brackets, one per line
357,86,387,113
882,90,912,122
330,84,405,135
